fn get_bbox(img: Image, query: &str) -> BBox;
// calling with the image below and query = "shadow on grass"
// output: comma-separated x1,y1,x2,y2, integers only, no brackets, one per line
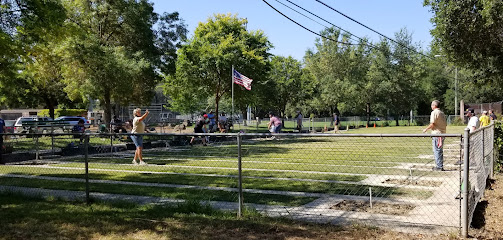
0,192,373,240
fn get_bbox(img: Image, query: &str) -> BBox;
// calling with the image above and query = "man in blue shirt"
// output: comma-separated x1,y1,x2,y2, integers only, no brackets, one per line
207,110,216,132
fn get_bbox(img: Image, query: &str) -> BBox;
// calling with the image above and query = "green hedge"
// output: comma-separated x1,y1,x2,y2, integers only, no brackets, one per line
38,109,87,118
495,121,503,172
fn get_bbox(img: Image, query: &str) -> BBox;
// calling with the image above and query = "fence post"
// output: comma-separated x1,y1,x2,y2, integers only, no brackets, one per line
490,125,494,179
84,134,90,204
237,133,243,218
461,128,470,238
35,133,39,160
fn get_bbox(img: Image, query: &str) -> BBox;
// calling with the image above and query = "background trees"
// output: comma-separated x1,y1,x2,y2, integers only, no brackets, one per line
164,14,271,119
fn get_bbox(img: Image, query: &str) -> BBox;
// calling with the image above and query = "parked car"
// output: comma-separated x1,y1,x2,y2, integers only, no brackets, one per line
54,116,91,130
14,116,53,133
4,120,15,133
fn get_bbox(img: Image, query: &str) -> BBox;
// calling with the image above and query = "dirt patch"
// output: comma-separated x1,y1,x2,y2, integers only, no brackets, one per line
383,178,442,187
470,174,503,238
330,200,415,215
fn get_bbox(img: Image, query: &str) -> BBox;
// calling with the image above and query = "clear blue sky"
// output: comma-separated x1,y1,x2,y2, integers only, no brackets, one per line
153,0,433,60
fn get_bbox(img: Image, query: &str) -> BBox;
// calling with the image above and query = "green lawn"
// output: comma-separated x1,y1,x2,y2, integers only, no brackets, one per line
0,128,459,206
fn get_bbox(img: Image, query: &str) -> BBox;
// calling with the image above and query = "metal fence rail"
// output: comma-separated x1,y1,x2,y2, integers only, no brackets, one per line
0,127,495,236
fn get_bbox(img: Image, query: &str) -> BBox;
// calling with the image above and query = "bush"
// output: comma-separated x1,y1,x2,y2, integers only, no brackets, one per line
494,121,503,172
450,117,465,126
38,109,87,118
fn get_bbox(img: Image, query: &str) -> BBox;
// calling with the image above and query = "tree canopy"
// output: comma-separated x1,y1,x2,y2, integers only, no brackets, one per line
164,14,272,118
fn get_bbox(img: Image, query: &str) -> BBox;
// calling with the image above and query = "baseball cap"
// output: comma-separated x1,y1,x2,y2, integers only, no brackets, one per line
203,114,208,118
483,110,488,114
465,108,474,114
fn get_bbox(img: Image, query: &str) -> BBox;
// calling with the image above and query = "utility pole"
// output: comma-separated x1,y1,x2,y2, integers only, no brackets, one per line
455,67,458,117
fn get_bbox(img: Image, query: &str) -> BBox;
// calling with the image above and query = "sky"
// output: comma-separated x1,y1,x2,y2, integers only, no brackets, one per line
153,0,434,61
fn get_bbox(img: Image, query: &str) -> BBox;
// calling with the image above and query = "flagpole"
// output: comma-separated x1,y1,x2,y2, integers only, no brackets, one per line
231,65,234,130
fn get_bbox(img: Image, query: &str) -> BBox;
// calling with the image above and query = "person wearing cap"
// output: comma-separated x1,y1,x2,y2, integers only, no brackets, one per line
479,110,490,127
190,113,208,146
423,100,447,171
466,108,479,133
489,109,497,121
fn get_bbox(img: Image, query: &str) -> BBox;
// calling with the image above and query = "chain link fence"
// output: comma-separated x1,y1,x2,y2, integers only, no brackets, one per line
0,126,495,236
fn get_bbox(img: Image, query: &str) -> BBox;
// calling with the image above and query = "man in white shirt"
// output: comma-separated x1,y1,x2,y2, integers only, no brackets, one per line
466,108,479,133
455,108,480,166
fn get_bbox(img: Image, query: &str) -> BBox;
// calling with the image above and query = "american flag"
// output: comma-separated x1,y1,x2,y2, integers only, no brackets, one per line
232,69,253,90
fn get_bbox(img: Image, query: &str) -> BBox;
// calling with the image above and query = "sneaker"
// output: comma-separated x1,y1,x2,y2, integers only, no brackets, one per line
132,160,138,165
270,136,276,140
139,161,147,165
454,160,464,165
432,167,444,171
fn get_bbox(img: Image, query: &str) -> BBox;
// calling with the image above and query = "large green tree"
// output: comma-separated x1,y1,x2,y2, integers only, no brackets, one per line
304,27,371,116
164,14,272,119
366,29,423,125
60,0,185,124
425,0,503,84
0,0,68,111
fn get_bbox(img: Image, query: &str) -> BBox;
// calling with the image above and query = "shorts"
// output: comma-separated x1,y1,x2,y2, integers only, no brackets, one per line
194,128,204,133
270,125,282,133
130,135,143,148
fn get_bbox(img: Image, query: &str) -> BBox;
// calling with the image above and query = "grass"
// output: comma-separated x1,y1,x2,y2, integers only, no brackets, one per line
0,192,451,240
0,177,315,206
0,166,432,200
0,126,459,208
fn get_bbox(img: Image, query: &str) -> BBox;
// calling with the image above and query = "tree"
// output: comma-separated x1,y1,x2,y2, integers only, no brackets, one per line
425,0,503,83
267,56,311,119
60,0,185,125
366,29,422,125
304,27,371,116
164,14,272,119
0,0,68,111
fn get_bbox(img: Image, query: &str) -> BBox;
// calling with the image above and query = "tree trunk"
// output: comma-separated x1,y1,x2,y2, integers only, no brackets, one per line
215,93,220,123
42,95,57,119
103,89,112,127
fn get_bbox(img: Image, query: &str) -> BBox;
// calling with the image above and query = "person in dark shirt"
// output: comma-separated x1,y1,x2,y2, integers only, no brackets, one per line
190,114,208,146
72,119,86,143
489,109,497,121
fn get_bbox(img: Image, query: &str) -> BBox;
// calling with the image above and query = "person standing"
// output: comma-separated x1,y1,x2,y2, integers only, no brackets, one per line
423,100,447,171
296,111,303,131
479,110,490,127
207,110,216,132
489,109,497,121
190,113,208,146
131,108,149,165
333,113,340,133
466,108,479,133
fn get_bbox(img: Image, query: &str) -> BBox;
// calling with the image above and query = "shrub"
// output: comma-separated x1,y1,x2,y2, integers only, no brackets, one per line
494,121,503,172
450,117,465,126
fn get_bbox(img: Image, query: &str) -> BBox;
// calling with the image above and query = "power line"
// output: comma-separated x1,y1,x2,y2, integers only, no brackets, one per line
273,0,329,29
284,0,366,43
266,0,461,82
261,0,356,45
314,0,434,60
282,0,375,49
